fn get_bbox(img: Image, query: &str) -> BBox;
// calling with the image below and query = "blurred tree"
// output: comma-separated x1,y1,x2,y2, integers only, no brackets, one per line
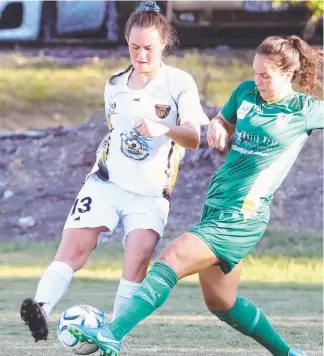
274,0,323,40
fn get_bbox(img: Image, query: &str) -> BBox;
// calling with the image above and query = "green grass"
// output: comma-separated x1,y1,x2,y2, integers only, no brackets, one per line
1,229,321,284
1,49,322,132
0,229,322,355
0,51,253,131
0,253,322,285
0,278,322,356
1,49,322,354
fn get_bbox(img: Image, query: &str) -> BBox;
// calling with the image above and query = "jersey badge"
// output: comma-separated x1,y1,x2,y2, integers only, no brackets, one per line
109,102,117,115
237,100,254,120
155,104,171,119
276,113,293,129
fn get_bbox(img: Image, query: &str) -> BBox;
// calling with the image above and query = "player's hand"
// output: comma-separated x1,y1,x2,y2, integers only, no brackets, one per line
135,118,170,138
207,118,229,152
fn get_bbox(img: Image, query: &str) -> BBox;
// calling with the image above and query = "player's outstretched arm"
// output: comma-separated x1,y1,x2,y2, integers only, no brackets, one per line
135,119,200,149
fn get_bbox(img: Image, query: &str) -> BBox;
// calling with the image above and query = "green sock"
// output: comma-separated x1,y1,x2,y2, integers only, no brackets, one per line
109,261,178,340
214,296,290,356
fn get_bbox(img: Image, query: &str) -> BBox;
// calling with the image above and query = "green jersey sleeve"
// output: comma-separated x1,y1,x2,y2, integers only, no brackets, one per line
306,97,324,130
221,81,256,125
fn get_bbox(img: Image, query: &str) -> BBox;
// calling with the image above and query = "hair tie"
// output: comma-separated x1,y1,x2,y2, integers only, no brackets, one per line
137,1,160,13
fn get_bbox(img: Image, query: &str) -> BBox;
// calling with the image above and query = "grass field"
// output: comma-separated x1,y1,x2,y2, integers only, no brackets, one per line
0,231,323,356
1,50,322,132
1,47,323,355
0,50,252,131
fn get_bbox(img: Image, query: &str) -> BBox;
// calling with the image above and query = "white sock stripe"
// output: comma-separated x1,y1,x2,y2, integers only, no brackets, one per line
47,261,74,282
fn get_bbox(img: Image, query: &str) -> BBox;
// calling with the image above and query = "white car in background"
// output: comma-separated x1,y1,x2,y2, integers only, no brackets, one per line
0,0,119,42
0,1,321,45
0,0,43,41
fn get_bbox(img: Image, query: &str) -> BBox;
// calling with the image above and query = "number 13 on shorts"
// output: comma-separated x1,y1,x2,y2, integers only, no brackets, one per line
70,197,93,216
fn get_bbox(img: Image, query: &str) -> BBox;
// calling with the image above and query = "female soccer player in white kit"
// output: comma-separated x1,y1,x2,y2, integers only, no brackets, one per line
20,1,208,342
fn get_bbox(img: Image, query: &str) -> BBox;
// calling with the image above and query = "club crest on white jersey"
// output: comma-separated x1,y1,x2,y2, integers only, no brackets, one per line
155,104,171,119
120,128,152,161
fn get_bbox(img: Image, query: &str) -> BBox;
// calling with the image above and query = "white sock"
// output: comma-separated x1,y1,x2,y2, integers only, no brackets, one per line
35,261,74,318
111,278,140,321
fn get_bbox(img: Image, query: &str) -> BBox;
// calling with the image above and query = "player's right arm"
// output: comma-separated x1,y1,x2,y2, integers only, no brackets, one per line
207,113,235,152
207,80,254,152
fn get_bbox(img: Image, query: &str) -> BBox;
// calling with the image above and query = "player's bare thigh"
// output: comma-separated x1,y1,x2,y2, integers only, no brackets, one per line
158,232,221,279
55,226,108,271
199,262,242,312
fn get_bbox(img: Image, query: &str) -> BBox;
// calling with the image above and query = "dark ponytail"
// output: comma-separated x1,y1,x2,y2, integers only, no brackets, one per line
108,64,133,85
288,35,323,95
257,35,323,95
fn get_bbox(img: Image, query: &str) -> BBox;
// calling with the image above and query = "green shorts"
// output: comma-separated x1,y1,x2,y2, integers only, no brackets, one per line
189,205,269,274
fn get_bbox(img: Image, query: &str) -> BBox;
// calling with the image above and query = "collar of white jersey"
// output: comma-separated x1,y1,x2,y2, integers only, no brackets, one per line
123,62,166,87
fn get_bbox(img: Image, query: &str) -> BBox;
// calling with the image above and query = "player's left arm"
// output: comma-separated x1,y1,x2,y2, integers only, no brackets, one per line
306,97,324,131
135,73,208,149
135,119,200,149
170,73,209,149
165,121,200,149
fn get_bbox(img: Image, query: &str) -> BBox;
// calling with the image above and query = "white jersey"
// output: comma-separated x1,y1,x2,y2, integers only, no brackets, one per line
88,63,208,198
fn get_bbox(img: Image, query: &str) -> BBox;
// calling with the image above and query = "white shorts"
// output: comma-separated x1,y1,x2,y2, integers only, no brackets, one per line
64,175,170,256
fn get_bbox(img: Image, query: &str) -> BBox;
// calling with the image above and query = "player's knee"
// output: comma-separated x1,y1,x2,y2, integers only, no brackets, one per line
204,296,235,313
134,252,152,268
158,243,185,266
55,239,93,271
56,249,88,272
138,243,156,261
157,247,187,278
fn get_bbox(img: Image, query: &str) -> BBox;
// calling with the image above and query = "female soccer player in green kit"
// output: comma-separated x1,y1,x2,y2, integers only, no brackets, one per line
68,35,323,356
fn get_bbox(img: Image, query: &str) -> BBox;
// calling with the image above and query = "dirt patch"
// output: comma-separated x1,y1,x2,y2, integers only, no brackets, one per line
0,103,322,242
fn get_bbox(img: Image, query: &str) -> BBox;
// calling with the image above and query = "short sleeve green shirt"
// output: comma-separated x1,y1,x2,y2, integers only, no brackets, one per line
206,80,324,220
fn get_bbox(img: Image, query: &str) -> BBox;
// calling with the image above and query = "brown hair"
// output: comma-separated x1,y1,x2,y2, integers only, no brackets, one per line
256,35,323,95
109,2,178,85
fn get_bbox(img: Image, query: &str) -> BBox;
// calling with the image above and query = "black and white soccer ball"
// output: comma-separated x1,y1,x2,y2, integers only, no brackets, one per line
57,304,106,355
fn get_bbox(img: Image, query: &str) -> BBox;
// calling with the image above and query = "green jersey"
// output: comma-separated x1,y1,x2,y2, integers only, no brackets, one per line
206,80,323,220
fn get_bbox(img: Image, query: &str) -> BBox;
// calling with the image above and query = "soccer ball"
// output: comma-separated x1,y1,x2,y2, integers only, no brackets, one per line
57,304,106,355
